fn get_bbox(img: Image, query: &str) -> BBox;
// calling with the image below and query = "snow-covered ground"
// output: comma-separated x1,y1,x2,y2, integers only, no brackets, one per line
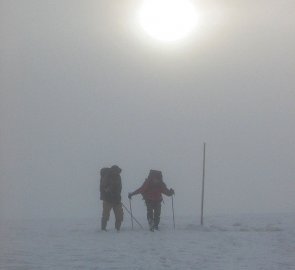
1,213,294,270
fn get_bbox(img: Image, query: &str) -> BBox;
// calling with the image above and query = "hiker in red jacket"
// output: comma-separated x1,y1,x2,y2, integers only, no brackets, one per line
128,170,174,231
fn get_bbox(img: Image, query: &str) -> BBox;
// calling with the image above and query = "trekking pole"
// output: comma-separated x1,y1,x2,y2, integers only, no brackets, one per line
172,195,175,229
129,198,134,230
122,202,144,229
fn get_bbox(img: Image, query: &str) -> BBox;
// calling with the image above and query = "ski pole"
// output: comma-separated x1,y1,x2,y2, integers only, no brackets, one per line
129,198,134,230
172,195,175,229
122,202,144,229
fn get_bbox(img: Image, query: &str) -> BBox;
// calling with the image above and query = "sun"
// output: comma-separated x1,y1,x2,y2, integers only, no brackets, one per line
137,0,199,43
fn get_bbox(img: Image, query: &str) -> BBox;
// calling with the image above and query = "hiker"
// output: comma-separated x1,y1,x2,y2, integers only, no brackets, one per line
100,165,123,231
128,170,174,231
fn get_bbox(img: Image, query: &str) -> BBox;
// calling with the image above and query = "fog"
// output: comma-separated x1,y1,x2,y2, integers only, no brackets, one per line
0,0,294,219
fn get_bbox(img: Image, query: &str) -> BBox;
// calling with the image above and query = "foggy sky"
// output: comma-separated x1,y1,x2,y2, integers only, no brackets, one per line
1,0,294,219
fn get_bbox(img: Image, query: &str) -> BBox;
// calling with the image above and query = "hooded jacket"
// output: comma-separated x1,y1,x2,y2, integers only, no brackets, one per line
131,178,173,202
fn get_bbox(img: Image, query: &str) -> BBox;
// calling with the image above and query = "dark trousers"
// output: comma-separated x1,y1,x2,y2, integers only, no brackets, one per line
101,201,123,230
145,200,161,227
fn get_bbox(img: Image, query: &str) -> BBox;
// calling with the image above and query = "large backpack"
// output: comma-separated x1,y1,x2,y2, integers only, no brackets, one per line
100,167,110,200
148,170,163,181
101,167,122,203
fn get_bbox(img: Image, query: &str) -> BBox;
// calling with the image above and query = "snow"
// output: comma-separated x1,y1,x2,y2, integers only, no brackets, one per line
1,213,294,270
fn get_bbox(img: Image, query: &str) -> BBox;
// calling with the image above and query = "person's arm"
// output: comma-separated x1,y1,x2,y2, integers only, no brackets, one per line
161,182,174,196
128,179,148,198
111,176,121,195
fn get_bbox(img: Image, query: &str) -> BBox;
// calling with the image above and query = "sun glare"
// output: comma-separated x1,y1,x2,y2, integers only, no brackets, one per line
138,0,199,42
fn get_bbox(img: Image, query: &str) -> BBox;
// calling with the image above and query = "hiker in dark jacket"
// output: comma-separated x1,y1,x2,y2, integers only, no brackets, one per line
128,170,174,231
100,165,123,231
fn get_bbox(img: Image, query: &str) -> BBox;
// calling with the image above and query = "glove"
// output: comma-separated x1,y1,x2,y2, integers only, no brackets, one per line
170,188,175,195
128,193,133,199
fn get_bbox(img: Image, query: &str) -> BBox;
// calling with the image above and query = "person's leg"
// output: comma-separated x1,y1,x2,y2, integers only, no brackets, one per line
145,200,154,229
154,202,162,230
113,203,124,231
101,201,112,230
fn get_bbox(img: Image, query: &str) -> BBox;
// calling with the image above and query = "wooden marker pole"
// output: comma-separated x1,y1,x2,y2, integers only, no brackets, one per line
201,142,206,226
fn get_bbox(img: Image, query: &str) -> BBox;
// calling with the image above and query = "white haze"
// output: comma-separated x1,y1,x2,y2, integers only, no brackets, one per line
0,0,294,219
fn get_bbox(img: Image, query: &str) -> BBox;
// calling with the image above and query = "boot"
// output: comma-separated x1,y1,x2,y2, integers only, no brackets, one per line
148,218,154,232
101,218,107,231
115,220,121,231
154,218,160,230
